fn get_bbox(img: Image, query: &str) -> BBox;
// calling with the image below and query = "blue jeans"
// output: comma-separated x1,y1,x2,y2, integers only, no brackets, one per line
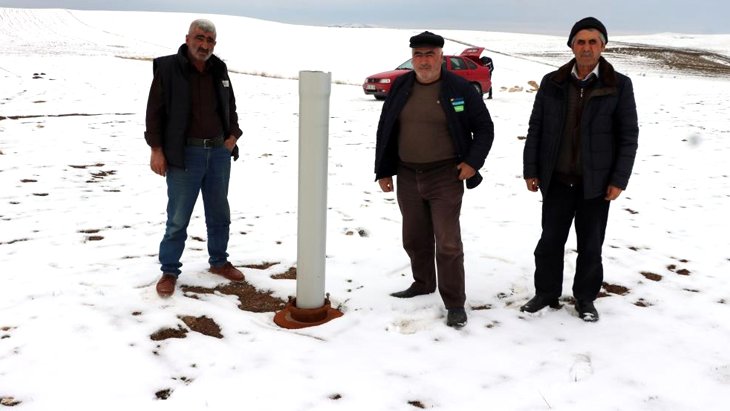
159,146,231,276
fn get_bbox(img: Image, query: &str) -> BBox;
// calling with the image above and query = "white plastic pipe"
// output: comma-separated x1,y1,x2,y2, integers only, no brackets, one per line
296,71,331,309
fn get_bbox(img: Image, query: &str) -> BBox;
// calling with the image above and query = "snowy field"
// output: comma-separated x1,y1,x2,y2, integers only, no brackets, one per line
1,7,729,410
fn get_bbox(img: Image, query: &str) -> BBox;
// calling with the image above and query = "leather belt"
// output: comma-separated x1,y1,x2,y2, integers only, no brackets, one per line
186,136,225,148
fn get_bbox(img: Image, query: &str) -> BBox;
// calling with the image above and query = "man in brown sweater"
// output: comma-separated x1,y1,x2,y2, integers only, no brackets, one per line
374,31,494,327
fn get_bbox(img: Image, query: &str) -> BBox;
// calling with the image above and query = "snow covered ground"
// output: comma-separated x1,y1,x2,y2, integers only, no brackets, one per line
1,7,729,410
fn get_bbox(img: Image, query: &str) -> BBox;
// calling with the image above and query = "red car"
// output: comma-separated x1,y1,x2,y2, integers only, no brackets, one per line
363,47,492,100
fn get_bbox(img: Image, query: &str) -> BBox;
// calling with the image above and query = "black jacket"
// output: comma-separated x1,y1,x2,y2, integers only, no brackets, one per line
523,57,639,199
374,70,494,189
144,44,242,168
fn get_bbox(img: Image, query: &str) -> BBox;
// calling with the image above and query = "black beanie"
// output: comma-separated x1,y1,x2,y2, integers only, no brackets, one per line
567,17,608,47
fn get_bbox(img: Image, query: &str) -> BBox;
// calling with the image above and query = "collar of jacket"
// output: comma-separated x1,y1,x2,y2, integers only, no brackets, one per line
551,56,617,87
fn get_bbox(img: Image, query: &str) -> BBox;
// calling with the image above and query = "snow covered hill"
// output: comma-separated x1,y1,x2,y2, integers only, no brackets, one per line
1,7,729,411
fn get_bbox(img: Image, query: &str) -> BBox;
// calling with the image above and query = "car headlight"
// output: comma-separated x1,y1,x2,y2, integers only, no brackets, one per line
378,79,391,84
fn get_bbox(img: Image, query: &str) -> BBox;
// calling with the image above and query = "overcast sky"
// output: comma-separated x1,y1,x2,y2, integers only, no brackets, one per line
2,0,728,35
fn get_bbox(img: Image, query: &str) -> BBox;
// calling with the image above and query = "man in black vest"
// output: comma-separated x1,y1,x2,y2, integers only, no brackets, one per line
144,19,244,297
375,31,494,327
521,17,639,321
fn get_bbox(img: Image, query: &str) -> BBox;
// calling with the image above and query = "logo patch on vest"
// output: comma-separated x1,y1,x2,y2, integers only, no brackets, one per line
450,97,465,112
222,80,230,87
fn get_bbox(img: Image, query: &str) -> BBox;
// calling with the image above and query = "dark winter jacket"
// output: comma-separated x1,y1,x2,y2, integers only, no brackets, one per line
374,70,494,189
523,57,638,199
144,44,242,168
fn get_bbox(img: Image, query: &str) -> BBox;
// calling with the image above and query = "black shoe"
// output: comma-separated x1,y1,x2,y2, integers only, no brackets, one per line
390,286,430,299
520,295,561,313
575,300,599,322
446,308,467,328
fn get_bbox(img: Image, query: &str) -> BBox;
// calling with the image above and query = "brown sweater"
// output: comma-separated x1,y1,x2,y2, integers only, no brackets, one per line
397,80,455,163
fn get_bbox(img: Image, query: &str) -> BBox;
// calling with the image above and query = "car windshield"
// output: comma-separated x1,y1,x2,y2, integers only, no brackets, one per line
395,57,447,70
396,59,413,70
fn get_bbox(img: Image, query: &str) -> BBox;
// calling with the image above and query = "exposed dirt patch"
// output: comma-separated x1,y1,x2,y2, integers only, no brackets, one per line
667,264,691,276
470,304,492,310
640,271,663,281
344,228,369,237
0,238,29,245
522,43,730,78
180,315,222,339
155,389,172,400
485,320,500,329
69,163,104,169
181,282,286,312
0,113,134,121
408,400,426,409
603,282,630,295
150,326,188,341
634,298,652,307
1,396,21,406
271,266,297,280
606,44,730,77
329,394,342,400
243,261,279,270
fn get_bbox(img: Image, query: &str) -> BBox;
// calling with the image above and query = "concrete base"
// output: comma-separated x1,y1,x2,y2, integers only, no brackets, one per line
274,298,343,329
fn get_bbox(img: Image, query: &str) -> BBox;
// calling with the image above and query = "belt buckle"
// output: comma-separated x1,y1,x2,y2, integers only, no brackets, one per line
202,138,213,148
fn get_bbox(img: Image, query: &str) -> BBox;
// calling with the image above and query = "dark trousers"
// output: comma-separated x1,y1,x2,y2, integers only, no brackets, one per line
534,181,610,301
396,162,465,309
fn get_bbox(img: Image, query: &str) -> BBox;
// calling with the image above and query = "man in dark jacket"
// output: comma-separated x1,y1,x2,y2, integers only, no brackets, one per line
144,19,245,297
521,17,639,321
375,31,494,327
479,56,494,99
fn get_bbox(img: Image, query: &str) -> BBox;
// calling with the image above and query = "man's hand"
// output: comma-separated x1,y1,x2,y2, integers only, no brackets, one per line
150,148,167,176
525,178,540,192
605,184,623,201
378,177,394,192
224,134,237,152
456,162,476,181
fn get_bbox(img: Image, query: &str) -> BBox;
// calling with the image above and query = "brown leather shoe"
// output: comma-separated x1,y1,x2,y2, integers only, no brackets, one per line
209,262,245,282
156,273,177,297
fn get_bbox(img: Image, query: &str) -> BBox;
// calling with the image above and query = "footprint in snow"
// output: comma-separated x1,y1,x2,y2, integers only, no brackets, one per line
569,353,593,382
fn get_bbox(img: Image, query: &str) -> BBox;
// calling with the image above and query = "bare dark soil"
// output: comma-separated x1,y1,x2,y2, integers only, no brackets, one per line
150,276,289,342
523,43,730,77
181,281,287,313
271,266,297,280
606,43,730,77
602,282,630,296
641,271,663,281
1,397,21,406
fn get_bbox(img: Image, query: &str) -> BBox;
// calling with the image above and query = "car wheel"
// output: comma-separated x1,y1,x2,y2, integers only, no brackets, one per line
472,83,482,95
374,95,386,101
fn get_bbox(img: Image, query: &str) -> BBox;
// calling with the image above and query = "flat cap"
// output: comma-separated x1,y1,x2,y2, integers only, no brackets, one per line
568,17,608,47
409,31,444,48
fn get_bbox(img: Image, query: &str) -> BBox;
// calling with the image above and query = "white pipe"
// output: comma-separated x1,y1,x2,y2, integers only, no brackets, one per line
296,71,331,309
